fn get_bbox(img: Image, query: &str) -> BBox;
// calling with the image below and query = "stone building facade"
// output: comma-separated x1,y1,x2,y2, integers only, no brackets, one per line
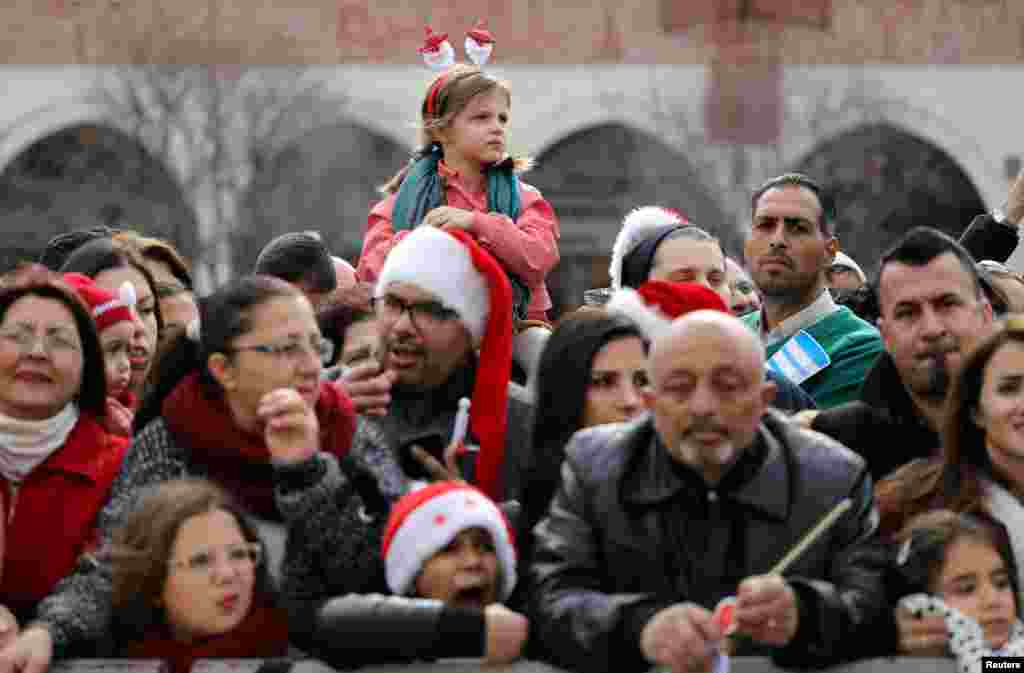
1,0,1021,312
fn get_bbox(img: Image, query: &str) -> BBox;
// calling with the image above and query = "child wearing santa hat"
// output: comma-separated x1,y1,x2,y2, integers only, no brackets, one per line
357,24,558,382
63,273,139,435
286,481,529,667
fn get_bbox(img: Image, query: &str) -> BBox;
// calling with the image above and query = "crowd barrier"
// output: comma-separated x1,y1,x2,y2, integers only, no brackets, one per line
51,657,968,673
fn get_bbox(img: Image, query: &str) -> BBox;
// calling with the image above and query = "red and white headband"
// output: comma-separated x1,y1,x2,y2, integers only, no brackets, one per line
420,21,496,116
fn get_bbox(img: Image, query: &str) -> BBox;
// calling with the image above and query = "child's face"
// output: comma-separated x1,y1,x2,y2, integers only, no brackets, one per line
415,527,499,609
100,321,134,400
162,509,258,642
936,538,1016,649
436,88,509,170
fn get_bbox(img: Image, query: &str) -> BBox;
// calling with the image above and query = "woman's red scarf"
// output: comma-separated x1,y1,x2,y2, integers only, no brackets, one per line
161,372,356,520
121,600,290,673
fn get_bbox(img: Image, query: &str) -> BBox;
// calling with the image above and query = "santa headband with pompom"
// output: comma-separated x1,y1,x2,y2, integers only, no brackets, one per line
421,20,496,116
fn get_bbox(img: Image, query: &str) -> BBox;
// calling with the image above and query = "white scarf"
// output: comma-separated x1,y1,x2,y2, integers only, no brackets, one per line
0,403,79,483
985,478,1024,599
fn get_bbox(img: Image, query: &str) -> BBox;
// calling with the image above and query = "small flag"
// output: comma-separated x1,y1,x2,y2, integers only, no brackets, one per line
767,330,831,385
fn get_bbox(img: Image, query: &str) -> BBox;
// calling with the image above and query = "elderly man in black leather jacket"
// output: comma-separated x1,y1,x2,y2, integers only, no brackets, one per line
530,311,888,673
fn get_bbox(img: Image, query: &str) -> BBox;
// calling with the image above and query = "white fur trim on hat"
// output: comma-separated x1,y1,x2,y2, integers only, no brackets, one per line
376,227,489,344
605,287,671,341
385,488,517,601
93,280,137,320
831,251,866,282
609,206,685,290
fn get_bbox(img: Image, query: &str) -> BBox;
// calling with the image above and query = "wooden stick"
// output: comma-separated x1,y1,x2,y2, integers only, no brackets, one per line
721,497,854,655
769,497,853,576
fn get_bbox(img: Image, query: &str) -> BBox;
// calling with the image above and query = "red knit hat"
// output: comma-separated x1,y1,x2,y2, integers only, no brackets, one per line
381,481,517,599
62,273,137,332
375,227,513,500
606,280,729,339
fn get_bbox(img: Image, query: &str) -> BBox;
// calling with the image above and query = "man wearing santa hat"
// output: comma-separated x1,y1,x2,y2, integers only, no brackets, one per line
348,225,533,504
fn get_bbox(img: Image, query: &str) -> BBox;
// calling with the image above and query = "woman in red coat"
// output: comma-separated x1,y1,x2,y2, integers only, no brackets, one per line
0,266,128,633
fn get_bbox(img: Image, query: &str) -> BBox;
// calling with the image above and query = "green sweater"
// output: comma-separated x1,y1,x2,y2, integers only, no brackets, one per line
743,307,883,409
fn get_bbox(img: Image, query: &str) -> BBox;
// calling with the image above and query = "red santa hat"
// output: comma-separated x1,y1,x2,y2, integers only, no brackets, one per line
605,280,729,340
62,273,137,332
375,227,513,500
381,481,517,600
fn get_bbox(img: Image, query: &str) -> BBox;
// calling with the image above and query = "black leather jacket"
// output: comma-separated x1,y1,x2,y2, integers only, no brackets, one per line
530,410,888,673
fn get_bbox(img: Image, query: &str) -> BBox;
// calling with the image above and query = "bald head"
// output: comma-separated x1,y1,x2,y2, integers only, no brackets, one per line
649,310,766,388
645,310,774,483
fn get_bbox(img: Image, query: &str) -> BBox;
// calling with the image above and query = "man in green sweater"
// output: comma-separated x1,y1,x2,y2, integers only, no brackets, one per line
742,174,882,409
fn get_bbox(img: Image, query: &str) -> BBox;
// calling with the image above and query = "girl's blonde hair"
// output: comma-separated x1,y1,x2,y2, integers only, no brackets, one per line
381,64,532,194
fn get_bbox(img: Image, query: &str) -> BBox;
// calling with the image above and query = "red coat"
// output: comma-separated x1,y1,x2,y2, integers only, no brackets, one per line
357,162,560,322
0,413,128,616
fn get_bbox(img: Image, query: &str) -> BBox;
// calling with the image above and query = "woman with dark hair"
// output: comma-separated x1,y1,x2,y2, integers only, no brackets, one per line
60,237,163,403
0,274,360,671
106,479,288,673
873,317,1024,656
516,312,647,555
0,265,128,656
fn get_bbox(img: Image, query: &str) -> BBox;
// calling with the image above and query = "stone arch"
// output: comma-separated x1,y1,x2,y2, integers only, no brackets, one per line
795,122,986,277
237,120,411,272
529,121,729,314
0,122,197,273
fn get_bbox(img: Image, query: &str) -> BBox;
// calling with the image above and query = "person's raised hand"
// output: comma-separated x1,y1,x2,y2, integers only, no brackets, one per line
0,624,52,673
734,575,799,647
0,607,18,651
423,206,475,232
896,604,948,657
339,361,394,417
1008,167,1024,226
259,388,319,464
483,604,529,664
640,603,722,672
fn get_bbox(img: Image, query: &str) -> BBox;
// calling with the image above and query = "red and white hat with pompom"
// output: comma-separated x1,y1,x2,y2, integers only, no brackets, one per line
62,273,137,332
381,481,517,600
605,280,729,340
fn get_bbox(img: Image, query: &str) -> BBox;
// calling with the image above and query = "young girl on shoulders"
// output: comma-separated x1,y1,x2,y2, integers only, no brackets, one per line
357,36,560,329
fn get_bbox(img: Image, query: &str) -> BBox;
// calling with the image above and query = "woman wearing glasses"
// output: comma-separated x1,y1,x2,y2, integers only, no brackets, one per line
0,266,128,658
105,479,288,673
0,274,358,672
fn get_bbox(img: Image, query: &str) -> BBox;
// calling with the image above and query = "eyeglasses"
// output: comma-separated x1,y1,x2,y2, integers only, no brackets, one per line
169,542,262,575
227,334,333,364
373,294,459,331
0,324,81,355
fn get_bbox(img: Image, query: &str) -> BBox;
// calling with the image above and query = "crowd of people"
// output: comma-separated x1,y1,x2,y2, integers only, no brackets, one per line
1,60,1024,673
